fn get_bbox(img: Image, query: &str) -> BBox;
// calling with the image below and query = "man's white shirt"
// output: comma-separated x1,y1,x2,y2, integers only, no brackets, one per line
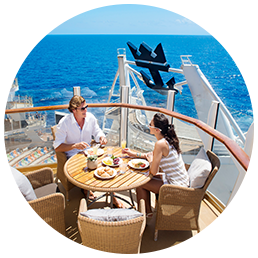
53,112,105,158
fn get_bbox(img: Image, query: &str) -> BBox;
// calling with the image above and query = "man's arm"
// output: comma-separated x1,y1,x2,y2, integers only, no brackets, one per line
55,142,90,152
53,115,90,153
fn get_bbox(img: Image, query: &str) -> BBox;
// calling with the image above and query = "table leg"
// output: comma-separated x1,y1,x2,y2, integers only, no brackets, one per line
105,192,108,203
129,189,136,209
87,193,108,208
112,192,136,209
86,189,90,203
110,192,114,208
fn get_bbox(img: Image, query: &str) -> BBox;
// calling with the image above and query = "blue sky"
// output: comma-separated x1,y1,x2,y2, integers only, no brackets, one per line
1,0,257,35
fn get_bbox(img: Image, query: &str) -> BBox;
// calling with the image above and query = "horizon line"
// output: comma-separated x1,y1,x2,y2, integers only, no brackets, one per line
48,33,211,36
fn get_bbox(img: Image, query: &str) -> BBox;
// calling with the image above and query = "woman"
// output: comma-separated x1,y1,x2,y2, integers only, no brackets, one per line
123,113,189,216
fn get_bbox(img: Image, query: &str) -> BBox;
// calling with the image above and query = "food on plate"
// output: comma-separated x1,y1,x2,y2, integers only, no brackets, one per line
103,156,121,166
101,172,111,178
97,167,114,177
87,150,94,155
85,148,104,156
132,161,146,168
113,157,120,165
111,155,120,164
103,158,113,166
128,159,149,169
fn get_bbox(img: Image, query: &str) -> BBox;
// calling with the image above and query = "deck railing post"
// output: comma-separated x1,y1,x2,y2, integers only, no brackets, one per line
117,50,127,87
166,90,176,124
120,85,129,147
73,86,81,96
204,100,220,151
118,49,130,147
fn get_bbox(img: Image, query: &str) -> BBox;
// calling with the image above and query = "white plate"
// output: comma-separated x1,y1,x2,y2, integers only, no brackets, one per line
84,148,104,157
102,157,122,167
128,159,149,169
94,167,117,180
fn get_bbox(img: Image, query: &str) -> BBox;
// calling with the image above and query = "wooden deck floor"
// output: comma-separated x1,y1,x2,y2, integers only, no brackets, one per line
1,181,250,258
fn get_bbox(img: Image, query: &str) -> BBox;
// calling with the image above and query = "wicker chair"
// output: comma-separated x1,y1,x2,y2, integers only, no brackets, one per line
1,168,66,258
78,199,146,254
154,150,220,241
51,125,75,201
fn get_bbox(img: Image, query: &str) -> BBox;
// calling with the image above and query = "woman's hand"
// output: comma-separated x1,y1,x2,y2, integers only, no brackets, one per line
122,148,135,157
146,152,153,163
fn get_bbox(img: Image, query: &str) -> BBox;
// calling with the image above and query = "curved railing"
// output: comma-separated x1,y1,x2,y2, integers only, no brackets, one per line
5,102,250,171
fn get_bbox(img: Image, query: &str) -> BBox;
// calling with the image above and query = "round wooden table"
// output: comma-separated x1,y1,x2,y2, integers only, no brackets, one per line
64,146,152,207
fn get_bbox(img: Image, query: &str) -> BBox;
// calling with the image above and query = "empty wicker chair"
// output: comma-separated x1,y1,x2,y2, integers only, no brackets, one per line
51,125,75,201
1,165,66,258
154,149,220,241
78,198,146,254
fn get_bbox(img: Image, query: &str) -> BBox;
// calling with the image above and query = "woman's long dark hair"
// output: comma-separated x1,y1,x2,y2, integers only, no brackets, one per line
153,113,181,154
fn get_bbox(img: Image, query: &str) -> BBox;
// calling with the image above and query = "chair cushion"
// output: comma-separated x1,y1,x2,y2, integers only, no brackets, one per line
34,183,58,198
80,208,143,222
188,148,212,188
11,167,37,201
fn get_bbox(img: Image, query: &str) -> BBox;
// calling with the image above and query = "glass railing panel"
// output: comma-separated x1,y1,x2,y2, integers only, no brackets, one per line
127,108,156,152
102,106,120,147
207,137,239,205
173,118,203,156
5,106,120,168
173,118,238,205
5,110,58,169
227,106,253,136
181,126,239,206
126,110,204,154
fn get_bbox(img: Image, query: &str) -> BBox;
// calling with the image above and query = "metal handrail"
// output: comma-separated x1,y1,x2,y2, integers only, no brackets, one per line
5,102,250,171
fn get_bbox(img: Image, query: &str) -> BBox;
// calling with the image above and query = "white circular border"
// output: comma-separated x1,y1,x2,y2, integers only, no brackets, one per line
1,0,257,258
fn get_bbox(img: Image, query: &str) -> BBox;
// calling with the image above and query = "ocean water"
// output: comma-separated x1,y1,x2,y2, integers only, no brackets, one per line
14,35,253,132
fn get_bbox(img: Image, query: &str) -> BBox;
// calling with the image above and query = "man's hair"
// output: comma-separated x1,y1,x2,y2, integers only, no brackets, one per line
68,95,86,113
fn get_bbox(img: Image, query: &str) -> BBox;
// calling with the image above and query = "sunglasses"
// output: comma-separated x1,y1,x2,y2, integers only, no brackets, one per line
148,123,161,131
76,105,88,111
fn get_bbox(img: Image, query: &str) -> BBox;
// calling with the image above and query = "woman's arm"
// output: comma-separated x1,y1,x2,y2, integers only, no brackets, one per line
122,140,166,176
149,141,163,176
122,148,150,159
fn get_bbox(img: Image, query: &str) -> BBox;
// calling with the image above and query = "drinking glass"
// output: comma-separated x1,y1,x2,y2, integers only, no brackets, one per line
107,147,113,157
92,144,98,155
121,140,126,149
119,162,127,174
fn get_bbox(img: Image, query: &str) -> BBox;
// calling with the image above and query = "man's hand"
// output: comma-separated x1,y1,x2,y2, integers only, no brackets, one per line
73,141,90,150
99,136,107,145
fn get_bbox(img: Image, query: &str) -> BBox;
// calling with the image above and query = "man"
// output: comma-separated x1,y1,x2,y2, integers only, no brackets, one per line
53,95,107,157
53,95,123,207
